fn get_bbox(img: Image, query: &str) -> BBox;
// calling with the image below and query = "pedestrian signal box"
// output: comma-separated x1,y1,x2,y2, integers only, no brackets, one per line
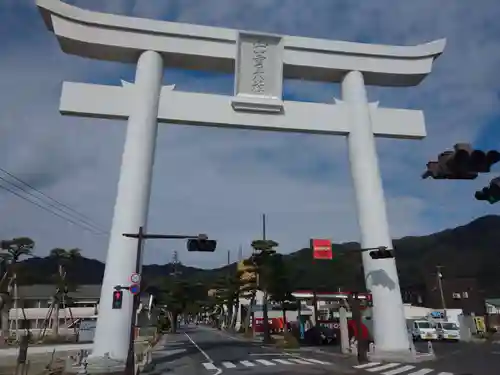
112,290,123,309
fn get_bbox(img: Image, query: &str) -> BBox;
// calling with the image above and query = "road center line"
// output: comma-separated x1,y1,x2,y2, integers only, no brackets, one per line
184,332,211,361
184,332,222,375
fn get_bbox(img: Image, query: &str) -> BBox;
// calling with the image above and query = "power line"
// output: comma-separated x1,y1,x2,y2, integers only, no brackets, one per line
0,182,105,235
0,175,105,234
0,173,106,234
0,169,108,236
0,166,105,231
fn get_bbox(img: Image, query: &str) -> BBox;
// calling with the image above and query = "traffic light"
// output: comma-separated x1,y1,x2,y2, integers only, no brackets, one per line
468,149,500,173
187,238,217,252
112,290,123,309
369,247,394,259
422,144,500,179
475,177,500,204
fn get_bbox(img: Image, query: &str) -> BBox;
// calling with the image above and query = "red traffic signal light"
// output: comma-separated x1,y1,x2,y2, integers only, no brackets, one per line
112,290,123,309
187,238,217,252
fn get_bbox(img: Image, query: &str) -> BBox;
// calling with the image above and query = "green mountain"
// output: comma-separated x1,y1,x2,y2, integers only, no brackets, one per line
13,215,500,297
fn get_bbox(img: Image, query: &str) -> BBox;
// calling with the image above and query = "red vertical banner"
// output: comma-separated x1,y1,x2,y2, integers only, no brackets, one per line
311,238,333,260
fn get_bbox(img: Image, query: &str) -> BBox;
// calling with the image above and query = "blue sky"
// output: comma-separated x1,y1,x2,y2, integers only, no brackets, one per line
1,0,500,268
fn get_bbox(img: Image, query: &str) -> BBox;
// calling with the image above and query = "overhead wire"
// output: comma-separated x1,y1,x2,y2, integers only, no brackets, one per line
0,167,109,236
0,167,105,230
0,181,105,235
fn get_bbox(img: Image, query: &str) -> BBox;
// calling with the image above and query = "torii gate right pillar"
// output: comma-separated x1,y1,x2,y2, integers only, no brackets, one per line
342,70,410,357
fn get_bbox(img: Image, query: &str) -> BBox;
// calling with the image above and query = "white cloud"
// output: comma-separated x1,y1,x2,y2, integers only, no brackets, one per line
0,0,499,268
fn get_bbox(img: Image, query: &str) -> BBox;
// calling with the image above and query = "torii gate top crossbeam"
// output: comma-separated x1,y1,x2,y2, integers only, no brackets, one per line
37,0,445,87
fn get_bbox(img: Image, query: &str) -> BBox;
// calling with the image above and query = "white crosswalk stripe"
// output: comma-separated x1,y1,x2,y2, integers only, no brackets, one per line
407,370,433,375
201,356,335,370
354,362,382,369
302,358,331,365
273,359,294,365
288,358,314,365
382,365,415,374
202,363,217,370
352,362,455,375
254,359,276,366
367,363,401,372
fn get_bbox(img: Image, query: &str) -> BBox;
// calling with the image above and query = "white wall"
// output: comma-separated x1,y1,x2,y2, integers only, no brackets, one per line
404,305,432,319
486,303,500,314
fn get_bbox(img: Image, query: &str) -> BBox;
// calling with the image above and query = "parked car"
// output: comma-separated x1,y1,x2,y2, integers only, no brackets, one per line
435,321,460,341
290,324,337,346
409,320,438,341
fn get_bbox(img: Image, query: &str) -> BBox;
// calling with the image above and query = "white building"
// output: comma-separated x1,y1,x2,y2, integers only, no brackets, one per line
2,284,157,338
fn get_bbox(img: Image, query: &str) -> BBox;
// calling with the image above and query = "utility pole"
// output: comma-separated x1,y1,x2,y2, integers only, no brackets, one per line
436,265,447,320
259,213,272,344
170,251,181,278
262,213,267,240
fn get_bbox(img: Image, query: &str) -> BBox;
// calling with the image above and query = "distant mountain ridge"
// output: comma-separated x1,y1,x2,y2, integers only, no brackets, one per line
14,215,500,297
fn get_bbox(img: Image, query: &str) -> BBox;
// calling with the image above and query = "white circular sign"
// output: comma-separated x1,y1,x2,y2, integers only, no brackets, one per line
130,273,141,284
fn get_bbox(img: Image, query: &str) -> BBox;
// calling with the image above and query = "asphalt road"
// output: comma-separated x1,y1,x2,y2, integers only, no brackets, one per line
423,340,500,375
146,326,500,375
146,324,356,375
352,341,500,375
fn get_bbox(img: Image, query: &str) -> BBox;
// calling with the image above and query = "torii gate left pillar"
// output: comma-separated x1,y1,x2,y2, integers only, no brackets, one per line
37,0,445,366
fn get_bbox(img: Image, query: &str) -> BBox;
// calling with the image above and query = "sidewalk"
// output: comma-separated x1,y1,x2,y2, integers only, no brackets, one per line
0,342,93,357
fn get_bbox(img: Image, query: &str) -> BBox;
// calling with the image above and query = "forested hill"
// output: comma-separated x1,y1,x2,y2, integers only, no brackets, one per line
13,215,500,297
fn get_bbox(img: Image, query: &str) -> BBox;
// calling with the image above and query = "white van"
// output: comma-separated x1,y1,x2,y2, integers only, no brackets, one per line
410,320,438,341
435,321,460,341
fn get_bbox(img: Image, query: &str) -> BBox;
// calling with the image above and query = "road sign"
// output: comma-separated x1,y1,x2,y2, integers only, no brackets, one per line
310,238,333,260
129,283,140,295
130,273,141,284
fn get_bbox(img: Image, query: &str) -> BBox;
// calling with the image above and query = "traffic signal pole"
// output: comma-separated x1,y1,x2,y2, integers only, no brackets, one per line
124,226,144,375
94,227,214,374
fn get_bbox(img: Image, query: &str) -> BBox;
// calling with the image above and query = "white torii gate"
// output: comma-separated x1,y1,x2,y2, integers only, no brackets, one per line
37,0,445,365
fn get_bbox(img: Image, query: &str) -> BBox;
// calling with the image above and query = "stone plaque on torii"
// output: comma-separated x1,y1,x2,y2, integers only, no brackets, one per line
37,0,445,365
